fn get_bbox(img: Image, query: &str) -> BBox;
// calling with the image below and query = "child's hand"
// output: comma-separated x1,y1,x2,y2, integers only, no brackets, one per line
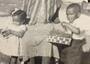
61,22,69,26
61,22,69,29
1,29,11,37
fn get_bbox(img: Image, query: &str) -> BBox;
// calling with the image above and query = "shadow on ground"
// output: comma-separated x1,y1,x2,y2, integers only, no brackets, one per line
0,52,90,64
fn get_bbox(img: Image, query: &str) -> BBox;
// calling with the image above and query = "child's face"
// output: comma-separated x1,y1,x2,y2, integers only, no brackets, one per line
66,8,77,23
12,16,21,25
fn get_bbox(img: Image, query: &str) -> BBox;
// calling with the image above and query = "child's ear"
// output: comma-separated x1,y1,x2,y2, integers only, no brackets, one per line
77,13,81,18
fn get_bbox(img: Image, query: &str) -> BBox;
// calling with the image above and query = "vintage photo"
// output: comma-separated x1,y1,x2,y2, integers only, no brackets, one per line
0,0,90,64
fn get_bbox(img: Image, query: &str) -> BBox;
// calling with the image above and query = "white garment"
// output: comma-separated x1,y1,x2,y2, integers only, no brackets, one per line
72,14,90,40
0,23,27,56
73,14,90,52
0,16,12,55
22,23,65,59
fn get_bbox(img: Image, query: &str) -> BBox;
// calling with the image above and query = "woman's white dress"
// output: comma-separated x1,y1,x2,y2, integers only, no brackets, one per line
22,23,66,59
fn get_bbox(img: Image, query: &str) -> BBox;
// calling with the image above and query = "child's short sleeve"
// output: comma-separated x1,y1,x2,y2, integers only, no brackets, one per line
8,24,27,32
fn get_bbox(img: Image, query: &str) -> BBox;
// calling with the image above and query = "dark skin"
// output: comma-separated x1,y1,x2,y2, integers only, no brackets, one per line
61,7,80,34
61,22,80,34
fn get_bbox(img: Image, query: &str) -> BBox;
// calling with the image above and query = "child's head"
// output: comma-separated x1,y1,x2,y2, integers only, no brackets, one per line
66,3,81,23
12,9,27,25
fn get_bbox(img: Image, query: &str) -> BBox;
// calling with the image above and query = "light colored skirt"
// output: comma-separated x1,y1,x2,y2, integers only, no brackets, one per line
0,16,21,56
22,24,60,59
0,35,21,56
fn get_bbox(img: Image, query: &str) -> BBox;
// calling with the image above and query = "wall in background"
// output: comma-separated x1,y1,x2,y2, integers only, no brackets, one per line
0,0,23,12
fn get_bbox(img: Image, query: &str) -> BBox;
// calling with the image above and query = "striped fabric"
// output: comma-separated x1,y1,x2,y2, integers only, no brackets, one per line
22,0,62,24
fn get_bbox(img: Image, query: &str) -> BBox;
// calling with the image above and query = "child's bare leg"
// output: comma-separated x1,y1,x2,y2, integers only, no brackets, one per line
22,57,35,64
42,57,50,64
55,58,59,64
28,57,34,64
21,57,29,64
10,56,18,64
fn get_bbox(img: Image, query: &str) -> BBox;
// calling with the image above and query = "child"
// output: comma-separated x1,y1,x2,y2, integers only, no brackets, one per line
1,9,27,64
59,3,89,64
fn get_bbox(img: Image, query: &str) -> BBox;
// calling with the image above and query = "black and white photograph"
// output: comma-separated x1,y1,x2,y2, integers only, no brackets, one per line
0,0,90,64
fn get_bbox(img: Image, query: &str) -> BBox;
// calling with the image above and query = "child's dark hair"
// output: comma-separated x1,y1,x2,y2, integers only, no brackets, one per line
67,3,81,13
12,10,27,21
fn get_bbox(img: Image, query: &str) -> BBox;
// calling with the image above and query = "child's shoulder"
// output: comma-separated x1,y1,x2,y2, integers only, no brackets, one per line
8,24,27,31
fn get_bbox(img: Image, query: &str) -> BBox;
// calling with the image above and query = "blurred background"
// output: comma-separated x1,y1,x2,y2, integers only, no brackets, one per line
0,0,22,12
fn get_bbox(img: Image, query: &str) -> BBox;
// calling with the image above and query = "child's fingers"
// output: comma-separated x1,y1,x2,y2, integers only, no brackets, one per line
2,30,10,34
2,32,10,37
61,22,67,29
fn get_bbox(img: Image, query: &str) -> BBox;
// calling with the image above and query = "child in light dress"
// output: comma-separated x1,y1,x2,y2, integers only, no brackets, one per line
0,9,27,64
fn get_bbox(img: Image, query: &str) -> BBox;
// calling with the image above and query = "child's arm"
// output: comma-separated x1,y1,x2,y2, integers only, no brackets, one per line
4,25,27,38
61,22,80,34
10,30,26,38
1,29,25,38
11,25,27,38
